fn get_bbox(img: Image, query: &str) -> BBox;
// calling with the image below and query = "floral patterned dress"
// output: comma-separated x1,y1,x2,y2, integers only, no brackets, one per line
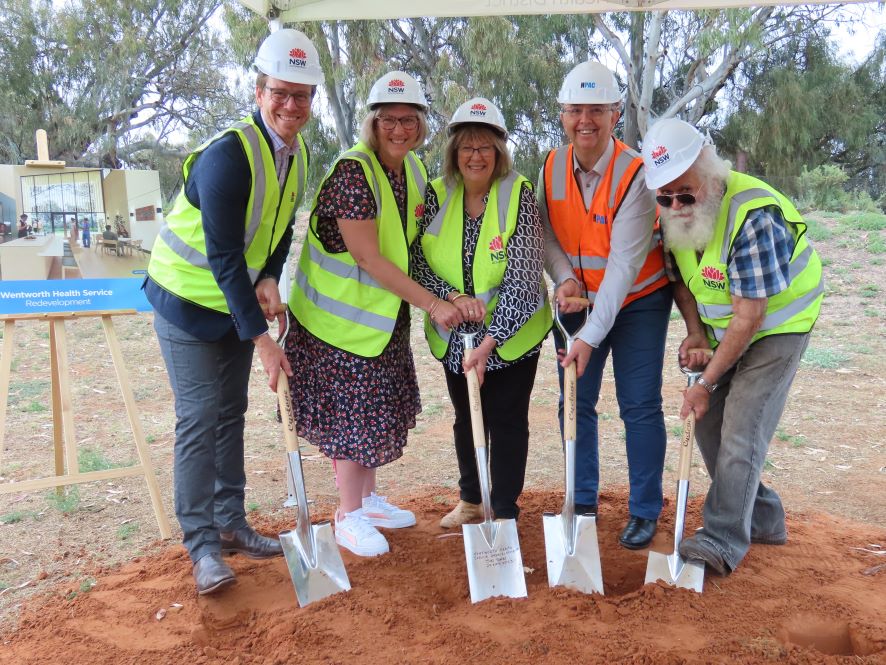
285,159,421,468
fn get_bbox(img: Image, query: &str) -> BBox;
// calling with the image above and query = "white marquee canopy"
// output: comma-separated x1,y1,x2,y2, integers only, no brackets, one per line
237,0,868,22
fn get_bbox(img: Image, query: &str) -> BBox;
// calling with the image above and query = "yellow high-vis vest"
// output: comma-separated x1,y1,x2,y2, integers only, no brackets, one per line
148,115,307,312
671,171,823,346
421,171,552,361
289,142,427,357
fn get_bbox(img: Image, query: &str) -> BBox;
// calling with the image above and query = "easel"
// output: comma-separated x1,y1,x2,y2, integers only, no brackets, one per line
0,310,172,539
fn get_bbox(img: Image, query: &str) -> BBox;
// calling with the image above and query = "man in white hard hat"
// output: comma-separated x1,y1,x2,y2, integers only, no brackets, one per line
542,61,672,550
642,117,824,575
146,29,322,594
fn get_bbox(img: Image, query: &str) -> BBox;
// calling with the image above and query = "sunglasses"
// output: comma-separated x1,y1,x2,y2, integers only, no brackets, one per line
656,185,701,208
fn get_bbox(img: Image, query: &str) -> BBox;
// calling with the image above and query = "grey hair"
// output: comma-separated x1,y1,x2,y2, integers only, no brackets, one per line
441,125,511,188
692,145,732,189
358,105,429,152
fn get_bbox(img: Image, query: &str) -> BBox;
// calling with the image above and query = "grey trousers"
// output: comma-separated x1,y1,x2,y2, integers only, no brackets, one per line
693,332,810,572
154,312,254,563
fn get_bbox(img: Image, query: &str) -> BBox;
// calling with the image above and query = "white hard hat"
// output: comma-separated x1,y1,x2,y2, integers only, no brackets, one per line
558,61,621,105
367,71,429,110
642,118,707,189
447,97,507,137
253,29,323,86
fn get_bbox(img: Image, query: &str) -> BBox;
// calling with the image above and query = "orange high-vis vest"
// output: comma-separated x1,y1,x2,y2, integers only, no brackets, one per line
543,139,668,307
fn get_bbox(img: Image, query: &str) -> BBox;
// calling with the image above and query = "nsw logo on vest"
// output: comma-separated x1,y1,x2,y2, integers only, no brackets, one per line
488,235,506,263
470,102,487,118
651,145,670,168
288,47,307,71
387,78,405,95
701,265,726,291
414,203,425,221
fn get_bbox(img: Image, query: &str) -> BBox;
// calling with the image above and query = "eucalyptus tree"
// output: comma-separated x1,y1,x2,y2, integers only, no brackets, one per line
0,0,236,203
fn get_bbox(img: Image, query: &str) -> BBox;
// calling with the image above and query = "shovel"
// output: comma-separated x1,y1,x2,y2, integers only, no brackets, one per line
644,363,705,592
459,329,528,603
274,317,351,607
543,297,604,595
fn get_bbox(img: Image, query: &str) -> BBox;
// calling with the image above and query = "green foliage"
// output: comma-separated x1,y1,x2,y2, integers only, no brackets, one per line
868,237,886,255
841,212,886,231
803,216,833,242
116,523,139,540
246,501,260,512
801,347,849,369
859,284,880,299
1,510,34,524
78,447,124,473
46,487,81,514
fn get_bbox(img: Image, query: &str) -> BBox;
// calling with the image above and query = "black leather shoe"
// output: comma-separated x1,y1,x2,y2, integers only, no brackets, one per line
618,516,657,550
193,553,236,595
220,526,283,559
574,503,598,517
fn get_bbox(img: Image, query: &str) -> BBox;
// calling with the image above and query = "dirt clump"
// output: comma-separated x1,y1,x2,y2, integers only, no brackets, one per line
1,489,884,665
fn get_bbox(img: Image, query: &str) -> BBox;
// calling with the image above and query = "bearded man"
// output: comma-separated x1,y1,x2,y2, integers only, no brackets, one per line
641,118,824,576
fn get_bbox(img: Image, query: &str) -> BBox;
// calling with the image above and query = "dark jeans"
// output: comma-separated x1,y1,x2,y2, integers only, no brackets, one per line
154,312,254,563
444,353,540,520
691,332,810,571
553,285,672,520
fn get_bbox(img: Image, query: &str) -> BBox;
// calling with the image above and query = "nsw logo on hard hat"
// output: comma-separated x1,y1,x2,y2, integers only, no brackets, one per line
387,78,405,95
489,235,506,263
580,81,597,89
470,102,487,117
701,265,726,291
651,145,670,167
288,47,307,69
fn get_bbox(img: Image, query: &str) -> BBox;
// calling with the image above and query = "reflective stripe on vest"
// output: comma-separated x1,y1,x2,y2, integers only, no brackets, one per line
421,172,551,361
289,142,427,357
544,140,668,308
672,171,823,346
147,115,305,312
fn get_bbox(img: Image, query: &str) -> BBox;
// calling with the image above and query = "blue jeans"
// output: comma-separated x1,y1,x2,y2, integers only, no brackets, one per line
691,332,810,572
553,286,672,520
154,312,254,563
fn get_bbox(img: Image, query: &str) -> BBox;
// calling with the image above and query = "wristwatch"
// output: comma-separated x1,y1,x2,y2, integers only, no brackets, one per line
696,376,718,394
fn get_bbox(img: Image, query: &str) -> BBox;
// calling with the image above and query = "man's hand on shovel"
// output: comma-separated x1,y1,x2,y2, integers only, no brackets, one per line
679,347,713,421
560,339,593,377
252,290,292,391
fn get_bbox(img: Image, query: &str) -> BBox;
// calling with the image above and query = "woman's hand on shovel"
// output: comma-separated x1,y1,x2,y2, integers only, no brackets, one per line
463,335,496,386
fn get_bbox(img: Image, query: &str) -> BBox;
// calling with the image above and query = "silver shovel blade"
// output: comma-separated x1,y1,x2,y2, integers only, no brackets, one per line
543,512,604,595
645,551,704,593
280,521,351,608
462,519,527,603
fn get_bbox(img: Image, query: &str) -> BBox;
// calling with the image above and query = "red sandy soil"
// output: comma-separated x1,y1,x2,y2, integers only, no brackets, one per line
1,489,884,665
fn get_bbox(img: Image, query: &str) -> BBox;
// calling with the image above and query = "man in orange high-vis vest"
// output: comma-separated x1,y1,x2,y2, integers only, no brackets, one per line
540,61,672,550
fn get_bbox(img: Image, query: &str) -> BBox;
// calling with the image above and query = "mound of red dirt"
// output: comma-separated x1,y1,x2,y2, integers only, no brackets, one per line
2,489,884,664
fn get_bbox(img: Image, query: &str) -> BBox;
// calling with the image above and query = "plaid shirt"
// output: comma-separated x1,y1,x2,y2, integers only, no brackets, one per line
666,204,795,298
264,123,298,189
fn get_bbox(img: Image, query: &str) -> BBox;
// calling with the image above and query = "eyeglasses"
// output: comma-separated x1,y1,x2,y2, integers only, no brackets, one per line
656,185,702,208
458,145,495,158
561,105,617,119
263,87,312,107
376,115,420,131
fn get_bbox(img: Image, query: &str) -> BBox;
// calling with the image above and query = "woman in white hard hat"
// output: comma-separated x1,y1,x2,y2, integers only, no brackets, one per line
412,97,552,527
285,72,464,557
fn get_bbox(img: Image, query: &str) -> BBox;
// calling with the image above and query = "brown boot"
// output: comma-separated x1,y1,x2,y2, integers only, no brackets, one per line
440,500,482,528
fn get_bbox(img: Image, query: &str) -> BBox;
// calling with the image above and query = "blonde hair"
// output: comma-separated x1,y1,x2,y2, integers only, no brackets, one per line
358,105,429,152
442,125,511,188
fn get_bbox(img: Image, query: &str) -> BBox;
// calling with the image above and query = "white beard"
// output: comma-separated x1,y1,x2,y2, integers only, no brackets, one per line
660,193,722,252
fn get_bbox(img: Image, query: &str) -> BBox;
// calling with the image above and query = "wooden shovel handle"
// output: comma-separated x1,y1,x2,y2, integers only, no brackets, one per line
687,347,713,358
564,361,577,440
677,411,696,481
563,296,590,308
276,372,299,453
464,347,487,451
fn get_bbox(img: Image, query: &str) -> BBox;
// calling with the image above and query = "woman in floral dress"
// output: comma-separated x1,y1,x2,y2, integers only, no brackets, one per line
285,72,463,557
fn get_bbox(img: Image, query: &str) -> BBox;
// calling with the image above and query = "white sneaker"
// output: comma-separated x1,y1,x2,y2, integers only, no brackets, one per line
335,509,389,557
361,492,417,529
